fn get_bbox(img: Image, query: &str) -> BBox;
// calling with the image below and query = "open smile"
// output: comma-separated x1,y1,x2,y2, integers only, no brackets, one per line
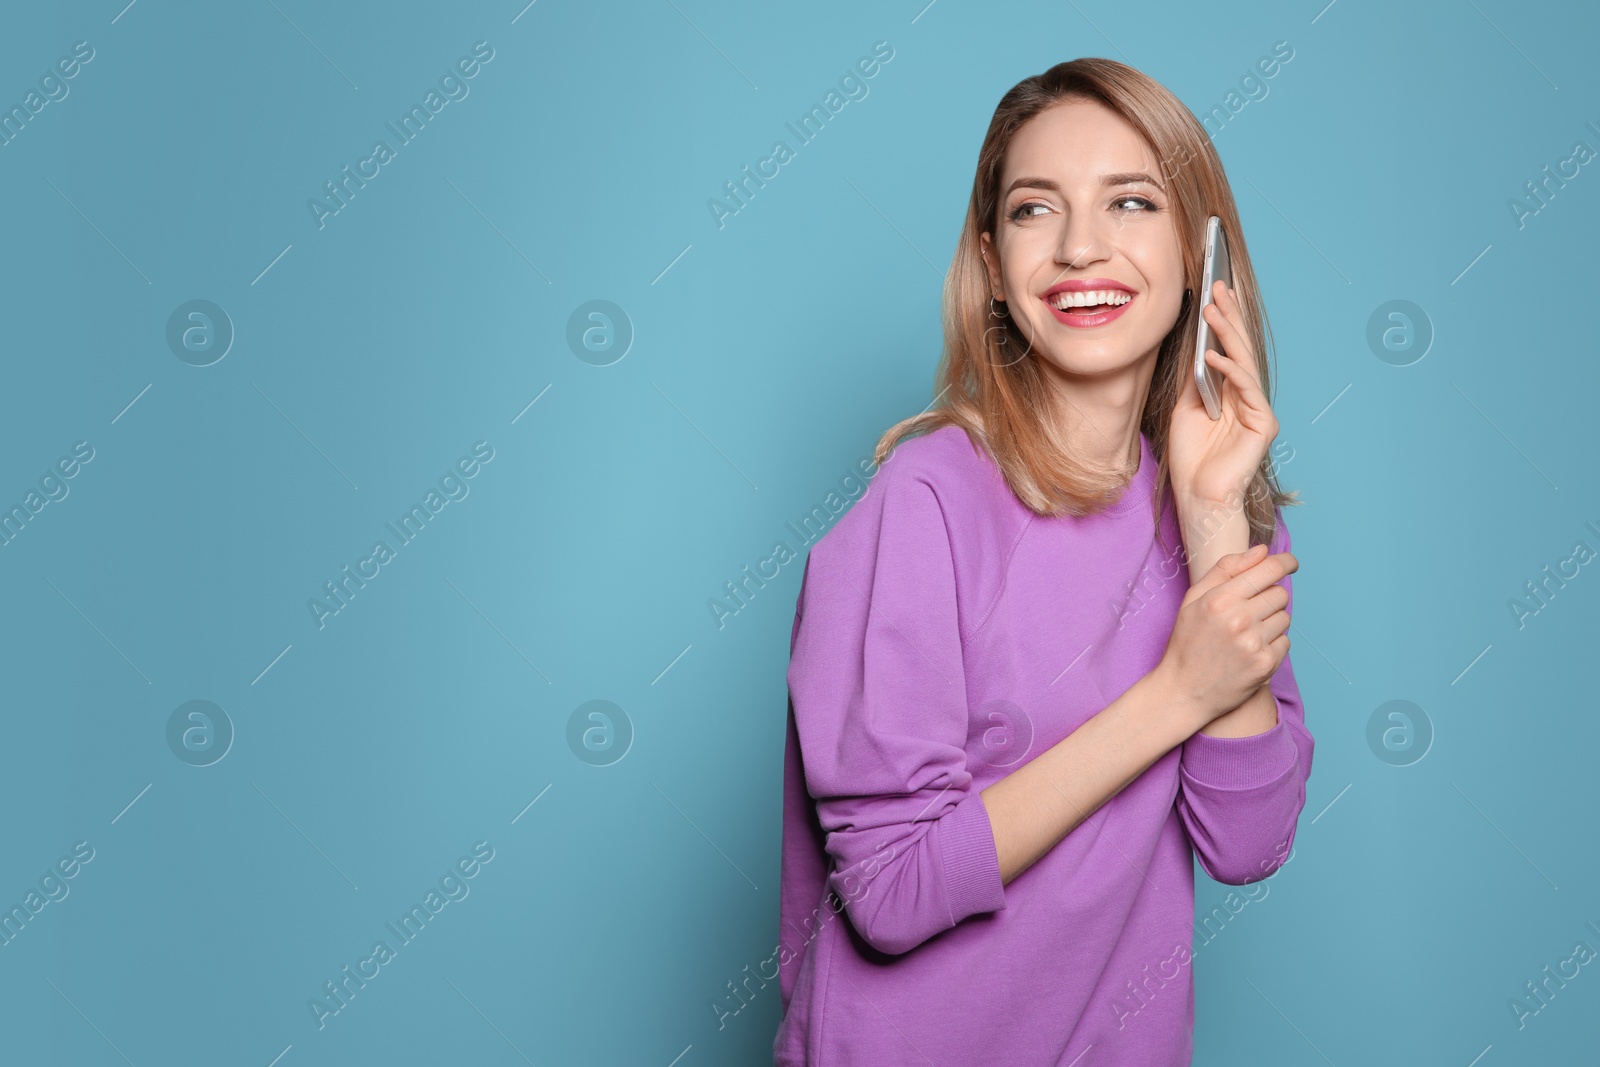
1041,282,1135,328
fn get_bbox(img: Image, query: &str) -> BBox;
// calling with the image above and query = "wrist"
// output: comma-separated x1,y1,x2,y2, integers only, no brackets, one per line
1173,486,1236,520
1196,684,1278,738
1176,494,1243,540
1178,506,1250,584
1142,658,1211,740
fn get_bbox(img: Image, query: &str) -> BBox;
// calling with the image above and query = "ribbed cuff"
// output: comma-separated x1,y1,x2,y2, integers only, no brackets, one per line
1181,717,1299,791
939,790,1007,920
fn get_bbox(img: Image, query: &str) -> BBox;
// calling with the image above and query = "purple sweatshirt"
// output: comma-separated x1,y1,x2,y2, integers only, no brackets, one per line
773,424,1313,1066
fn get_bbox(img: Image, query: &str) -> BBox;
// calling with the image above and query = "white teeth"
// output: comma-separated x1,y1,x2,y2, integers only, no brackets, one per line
1049,289,1132,309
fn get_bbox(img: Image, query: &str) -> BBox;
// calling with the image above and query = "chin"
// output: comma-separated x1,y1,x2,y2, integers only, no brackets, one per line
1039,335,1159,370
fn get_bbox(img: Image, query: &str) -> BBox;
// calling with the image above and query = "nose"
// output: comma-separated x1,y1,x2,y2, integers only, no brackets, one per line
1054,207,1112,273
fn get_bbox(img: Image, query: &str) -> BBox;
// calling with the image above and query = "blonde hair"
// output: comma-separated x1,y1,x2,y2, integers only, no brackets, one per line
874,57,1300,550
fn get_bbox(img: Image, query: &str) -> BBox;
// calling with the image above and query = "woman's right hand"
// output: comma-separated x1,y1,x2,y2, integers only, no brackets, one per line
1155,543,1297,731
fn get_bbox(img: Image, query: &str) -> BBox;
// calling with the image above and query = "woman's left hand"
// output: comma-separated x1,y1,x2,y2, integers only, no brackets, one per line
1168,280,1278,508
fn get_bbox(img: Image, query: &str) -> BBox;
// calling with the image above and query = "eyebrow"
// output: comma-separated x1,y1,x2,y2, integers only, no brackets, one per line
1003,172,1166,198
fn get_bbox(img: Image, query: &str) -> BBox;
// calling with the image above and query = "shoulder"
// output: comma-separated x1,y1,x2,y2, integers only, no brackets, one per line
807,423,1028,575
855,423,1006,527
878,424,996,491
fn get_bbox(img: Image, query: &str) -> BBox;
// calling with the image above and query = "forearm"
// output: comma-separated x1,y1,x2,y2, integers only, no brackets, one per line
1178,490,1251,585
979,666,1200,886
1174,492,1280,738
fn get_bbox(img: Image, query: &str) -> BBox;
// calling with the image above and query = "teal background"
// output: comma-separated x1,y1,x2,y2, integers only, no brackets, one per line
1,0,1597,1063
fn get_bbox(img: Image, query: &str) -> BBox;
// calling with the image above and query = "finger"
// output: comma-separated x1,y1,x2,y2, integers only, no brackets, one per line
1239,578,1289,618
1203,326,1267,404
1191,543,1268,595
1219,281,1245,317
1217,282,1250,336
1218,550,1297,601
1254,550,1298,581
1203,349,1277,432
1246,582,1290,622
1262,607,1290,643
1203,293,1262,390
1203,298,1256,371
1203,347,1268,405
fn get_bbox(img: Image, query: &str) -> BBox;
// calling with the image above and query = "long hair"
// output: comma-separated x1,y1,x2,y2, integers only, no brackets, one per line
873,57,1300,552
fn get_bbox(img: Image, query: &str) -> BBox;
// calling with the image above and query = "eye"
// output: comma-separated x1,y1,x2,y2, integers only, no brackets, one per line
1008,195,1159,221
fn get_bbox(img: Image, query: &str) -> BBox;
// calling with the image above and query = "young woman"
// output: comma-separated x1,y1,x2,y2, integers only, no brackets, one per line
772,58,1311,1065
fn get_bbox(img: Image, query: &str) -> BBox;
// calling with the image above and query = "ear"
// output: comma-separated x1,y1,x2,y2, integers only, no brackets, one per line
978,232,1003,297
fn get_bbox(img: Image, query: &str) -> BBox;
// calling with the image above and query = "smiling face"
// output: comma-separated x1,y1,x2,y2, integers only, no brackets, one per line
979,96,1186,409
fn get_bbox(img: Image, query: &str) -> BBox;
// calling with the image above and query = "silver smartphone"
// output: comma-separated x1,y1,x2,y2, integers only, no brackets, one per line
1193,215,1232,420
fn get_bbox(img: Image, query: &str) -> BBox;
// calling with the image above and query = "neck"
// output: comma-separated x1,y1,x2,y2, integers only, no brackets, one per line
1040,405,1143,477
1034,351,1156,476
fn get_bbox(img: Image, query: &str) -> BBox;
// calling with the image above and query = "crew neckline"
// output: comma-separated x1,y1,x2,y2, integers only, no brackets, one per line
1103,431,1156,515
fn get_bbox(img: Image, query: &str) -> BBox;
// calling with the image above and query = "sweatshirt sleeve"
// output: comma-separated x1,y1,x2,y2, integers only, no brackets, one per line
786,464,1006,956
1174,507,1315,886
